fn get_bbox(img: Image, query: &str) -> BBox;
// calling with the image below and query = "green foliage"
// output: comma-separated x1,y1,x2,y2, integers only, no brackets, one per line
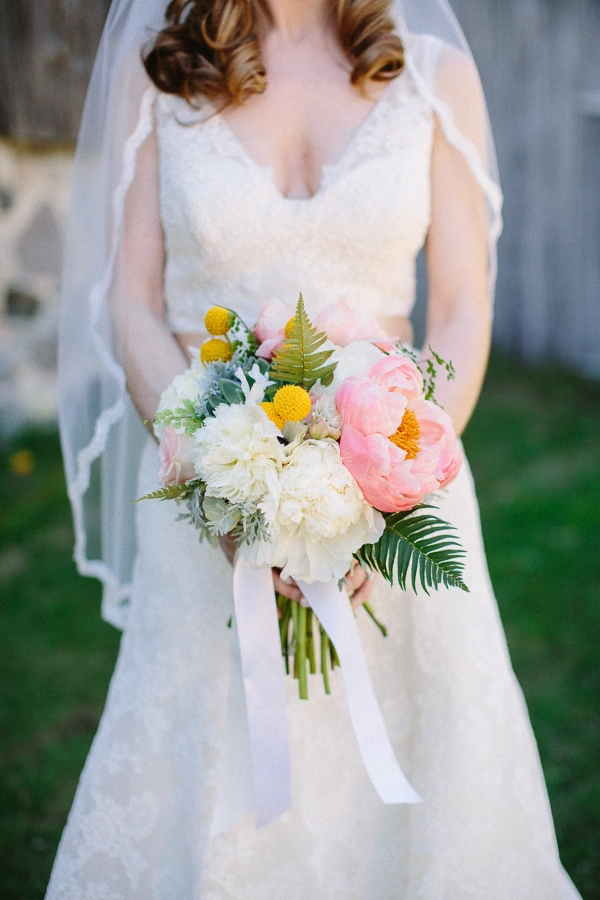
134,481,200,504
421,345,456,402
355,506,468,593
217,378,245,405
268,294,336,391
153,399,203,436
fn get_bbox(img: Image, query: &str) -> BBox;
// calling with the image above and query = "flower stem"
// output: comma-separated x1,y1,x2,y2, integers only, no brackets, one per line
330,639,340,670
320,625,331,695
306,608,317,674
278,595,292,674
292,600,299,680
295,603,308,699
362,601,388,637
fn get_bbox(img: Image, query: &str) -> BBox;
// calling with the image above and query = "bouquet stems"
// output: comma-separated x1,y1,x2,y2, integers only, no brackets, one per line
277,592,385,699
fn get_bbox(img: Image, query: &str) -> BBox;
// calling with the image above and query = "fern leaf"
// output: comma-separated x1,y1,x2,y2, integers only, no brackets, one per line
133,481,201,504
355,507,469,594
269,294,337,390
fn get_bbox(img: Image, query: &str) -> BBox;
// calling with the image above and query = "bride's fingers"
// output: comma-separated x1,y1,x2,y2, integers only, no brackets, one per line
350,574,375,610
344,565,368,594
272,569,305,603
219,534,237,566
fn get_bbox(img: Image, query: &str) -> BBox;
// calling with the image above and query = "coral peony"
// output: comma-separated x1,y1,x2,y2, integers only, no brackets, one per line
158,426,196,486
335,376,406,438
410,399,463,488
339,427,433,512
336,360,463,512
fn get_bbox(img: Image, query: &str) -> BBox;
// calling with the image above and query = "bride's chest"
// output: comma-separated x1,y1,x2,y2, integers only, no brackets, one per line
155,75,435,264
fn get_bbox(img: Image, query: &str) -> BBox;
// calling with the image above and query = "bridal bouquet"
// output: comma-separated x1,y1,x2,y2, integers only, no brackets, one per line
141,296,467,698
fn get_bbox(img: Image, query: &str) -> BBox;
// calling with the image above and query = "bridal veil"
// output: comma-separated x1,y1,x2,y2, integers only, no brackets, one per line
58,0,503,628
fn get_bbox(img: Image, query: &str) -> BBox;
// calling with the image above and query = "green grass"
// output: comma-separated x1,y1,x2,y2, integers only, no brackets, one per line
0,353,598,899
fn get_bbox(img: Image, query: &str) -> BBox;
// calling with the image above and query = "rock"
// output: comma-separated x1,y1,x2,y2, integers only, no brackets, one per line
5,287,40,318
16,202,63,277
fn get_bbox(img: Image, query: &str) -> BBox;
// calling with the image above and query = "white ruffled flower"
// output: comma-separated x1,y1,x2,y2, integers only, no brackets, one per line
330,341,384,389
154,352,207,439
307,392,343,440
192,401,286,509
246,440,384,583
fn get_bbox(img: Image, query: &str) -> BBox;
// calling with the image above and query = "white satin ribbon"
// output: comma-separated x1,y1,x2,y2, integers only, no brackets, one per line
213,557,292,834
212,556,420,835
298,578,421,805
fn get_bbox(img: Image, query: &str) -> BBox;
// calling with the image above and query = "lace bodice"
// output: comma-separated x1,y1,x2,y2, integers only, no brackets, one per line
155,35,443,333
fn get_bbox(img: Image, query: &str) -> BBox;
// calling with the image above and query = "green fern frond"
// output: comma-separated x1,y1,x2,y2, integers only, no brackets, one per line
133,481,201,504
355,507,469,594
268,294,336,390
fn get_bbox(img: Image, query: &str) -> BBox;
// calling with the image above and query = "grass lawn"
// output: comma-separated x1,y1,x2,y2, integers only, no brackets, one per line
0,352,598,899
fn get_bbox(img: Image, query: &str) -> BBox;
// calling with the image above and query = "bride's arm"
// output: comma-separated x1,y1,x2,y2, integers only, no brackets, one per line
423,47,492,437
121,125,192,425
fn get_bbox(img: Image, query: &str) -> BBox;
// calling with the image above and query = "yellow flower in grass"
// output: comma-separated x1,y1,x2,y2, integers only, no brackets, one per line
205,306,235,335
200,338,233,366
259,402,286,430
273,385,312,422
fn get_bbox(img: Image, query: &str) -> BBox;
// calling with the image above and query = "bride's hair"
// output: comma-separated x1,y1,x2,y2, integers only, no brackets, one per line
143,0,404,106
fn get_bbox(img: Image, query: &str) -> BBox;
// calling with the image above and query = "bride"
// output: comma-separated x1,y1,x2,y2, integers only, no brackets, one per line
48,0,582,897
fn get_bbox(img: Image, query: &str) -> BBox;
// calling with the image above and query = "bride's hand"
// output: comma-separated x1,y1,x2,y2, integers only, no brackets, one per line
218,535,306,603
345,565,376,610
219,534,238,566
274,565,375,610
219,536,374,609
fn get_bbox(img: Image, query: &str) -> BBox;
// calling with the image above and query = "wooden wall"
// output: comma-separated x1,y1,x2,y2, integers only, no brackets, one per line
451,0,600,376
0,0,598,375
0,0,111,143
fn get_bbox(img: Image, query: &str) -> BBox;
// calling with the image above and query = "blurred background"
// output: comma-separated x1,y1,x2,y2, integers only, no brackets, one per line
0,0,598,897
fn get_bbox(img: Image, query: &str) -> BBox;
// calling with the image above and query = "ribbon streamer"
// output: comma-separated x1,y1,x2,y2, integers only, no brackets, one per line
299,579,421,805
212,556,419,835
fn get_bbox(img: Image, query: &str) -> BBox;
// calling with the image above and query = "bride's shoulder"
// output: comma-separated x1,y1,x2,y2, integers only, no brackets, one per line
406,32,485,140
406,32,481,97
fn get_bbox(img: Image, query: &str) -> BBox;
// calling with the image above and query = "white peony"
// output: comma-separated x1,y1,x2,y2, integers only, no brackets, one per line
330,341,384,389
192,402,286,509
154,352,206,439
246,439,385,583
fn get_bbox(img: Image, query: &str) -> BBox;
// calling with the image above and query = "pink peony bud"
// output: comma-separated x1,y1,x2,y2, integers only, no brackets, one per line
368,355,424,402
315,300,387,347
158,425,196,486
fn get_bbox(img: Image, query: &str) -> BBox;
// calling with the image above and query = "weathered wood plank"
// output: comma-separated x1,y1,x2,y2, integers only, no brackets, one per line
0,0,111,142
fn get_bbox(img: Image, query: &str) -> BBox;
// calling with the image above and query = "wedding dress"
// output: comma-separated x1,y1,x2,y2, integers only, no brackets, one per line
46,34,581,900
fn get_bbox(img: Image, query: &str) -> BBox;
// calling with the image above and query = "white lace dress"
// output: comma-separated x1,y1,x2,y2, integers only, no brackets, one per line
46,36,582,900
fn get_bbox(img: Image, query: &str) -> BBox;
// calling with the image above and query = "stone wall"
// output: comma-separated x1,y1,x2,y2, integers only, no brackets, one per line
0,141,72,431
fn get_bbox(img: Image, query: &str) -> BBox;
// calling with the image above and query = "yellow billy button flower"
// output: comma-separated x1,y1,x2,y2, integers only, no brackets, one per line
204,306,234,336
389,409,421,459
200,338,233,366
284,317,296,339
273,385,312,422
259,401,286,430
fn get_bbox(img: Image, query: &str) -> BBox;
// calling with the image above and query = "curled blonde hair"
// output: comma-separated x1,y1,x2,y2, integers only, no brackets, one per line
144,0,404,106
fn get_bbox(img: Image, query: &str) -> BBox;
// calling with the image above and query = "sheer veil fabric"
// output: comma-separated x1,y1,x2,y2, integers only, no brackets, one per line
58,0,502,630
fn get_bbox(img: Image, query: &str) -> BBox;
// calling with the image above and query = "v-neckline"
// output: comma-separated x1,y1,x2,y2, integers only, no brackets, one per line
213,74,403,203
